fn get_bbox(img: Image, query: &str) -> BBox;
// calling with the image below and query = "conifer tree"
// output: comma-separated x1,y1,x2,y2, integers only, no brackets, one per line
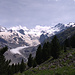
70,35,75,48
0,46,10,75
11,64,15,74
64,44,67,52
35,45,43,64
20,59,26,73
42,42,51,61
51,36,60,59
64,39,70,47
17,62,20,72
32,58,37,68
27,54,33,67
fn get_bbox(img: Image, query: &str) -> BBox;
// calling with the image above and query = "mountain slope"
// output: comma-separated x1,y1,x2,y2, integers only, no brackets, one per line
0,22,75,64
14,48,75,75
45,27,75,44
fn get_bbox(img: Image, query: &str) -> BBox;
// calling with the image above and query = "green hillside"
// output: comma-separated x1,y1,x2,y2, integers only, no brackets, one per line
14,47,75,75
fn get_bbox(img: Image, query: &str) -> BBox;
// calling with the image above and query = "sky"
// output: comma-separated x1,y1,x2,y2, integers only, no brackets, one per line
0,0,75,29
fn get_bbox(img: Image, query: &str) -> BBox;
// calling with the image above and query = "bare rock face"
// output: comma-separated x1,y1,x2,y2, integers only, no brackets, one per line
4,50,26,65
4,46,38,64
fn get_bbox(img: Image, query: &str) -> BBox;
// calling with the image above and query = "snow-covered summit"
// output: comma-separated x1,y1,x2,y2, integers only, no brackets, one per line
9,25,28,31
0,25,7,32
0,22,75,48
7,22,75,36
66,22,75,27
55,23,65,29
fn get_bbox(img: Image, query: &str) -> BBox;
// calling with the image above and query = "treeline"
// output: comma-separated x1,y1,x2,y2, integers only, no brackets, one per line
27,36,61,67
27,35,75,67
0,46,26,75
64,34,75,48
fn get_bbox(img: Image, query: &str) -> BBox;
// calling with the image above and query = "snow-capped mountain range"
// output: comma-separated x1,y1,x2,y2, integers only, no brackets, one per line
1,22,75,64
0,22,75,48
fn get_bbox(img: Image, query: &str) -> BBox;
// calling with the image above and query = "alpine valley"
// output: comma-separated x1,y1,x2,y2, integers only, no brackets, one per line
0,22,75,64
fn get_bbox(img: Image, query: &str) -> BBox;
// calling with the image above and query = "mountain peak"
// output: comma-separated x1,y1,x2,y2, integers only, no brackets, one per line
9,25,28,31
0,25,7,32
65,22,75,27
69,22,75,25
54,23,66,31
55,23,65,27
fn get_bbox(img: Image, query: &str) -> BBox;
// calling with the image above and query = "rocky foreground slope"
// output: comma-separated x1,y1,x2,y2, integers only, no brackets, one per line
14,48,75,75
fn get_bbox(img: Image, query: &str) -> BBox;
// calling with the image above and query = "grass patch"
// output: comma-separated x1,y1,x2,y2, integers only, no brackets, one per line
15,48,75,75
15,65,75,75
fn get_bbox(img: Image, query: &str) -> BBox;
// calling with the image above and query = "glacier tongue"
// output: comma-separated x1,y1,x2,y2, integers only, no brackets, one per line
10,46,28,55
10,46,30,62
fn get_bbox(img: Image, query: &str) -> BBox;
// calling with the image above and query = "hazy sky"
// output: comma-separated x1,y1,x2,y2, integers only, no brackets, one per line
0,0,75,28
